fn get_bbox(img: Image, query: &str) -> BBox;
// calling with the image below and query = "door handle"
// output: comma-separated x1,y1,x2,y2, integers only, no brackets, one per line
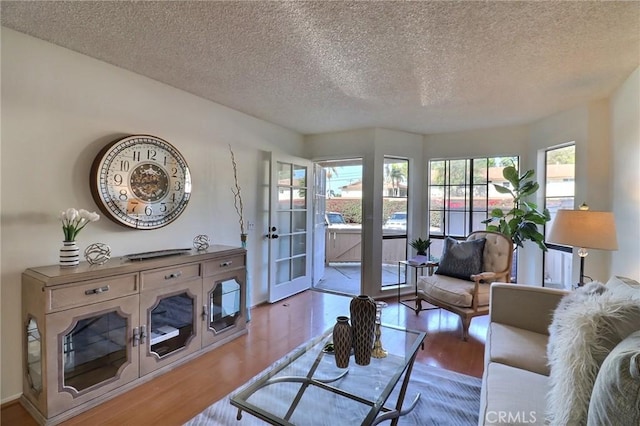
133,327,140,347
266,226,279,239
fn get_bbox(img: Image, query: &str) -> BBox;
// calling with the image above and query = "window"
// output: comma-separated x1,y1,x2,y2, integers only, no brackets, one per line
382,157,409,286
428,156,518,259
543,144,575,289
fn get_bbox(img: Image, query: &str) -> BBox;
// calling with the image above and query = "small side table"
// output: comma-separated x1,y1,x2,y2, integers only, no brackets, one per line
397,260,437,313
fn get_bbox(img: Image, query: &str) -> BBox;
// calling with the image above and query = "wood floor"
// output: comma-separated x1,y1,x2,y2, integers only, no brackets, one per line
1,290,487,426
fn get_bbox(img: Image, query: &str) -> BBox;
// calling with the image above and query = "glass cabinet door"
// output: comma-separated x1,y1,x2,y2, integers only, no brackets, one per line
62,311,128,392
149,292,195,358
203,270,246,347
139,280,201,376
209,278,241,332
45,295,139,417
25,317,42,394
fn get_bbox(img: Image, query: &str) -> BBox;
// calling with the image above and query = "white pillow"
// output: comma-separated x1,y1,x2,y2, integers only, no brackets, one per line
546,282,640,425
607,275,640,301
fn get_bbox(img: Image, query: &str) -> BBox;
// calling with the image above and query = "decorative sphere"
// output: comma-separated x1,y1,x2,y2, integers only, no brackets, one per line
193,234,210,251
84,243,111,265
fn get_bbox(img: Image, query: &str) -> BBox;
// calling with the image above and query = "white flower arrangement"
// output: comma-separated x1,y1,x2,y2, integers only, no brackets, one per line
59,208,100,242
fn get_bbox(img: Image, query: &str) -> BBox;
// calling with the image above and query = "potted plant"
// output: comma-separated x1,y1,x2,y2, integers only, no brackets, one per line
409,237,431,256
482,165,550,250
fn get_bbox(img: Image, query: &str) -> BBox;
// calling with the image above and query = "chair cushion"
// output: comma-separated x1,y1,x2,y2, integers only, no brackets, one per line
418,274,490,308
546,282,640,425
435,237,486,281
587,330,640,426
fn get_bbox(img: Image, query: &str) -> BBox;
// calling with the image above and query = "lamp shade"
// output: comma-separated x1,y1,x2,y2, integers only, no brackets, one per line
547,209,618,250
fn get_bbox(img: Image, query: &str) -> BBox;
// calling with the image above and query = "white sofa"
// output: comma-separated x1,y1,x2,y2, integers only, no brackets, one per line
479,279,640,426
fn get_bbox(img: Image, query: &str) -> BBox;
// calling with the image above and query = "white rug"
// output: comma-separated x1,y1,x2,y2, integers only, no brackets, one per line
185,361,481,425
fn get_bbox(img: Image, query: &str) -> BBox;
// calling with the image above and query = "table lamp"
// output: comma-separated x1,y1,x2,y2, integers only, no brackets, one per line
547,204,618,286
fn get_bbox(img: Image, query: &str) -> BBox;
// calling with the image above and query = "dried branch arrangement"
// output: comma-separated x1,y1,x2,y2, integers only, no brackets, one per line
229,145,246,235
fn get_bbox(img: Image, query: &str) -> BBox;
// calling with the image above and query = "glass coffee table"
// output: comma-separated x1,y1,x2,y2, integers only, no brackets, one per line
230,324,426,425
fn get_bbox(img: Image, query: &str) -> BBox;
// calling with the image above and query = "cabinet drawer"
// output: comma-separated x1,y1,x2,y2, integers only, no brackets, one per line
204,254,245,276
48,274,138,312
141,263,201,291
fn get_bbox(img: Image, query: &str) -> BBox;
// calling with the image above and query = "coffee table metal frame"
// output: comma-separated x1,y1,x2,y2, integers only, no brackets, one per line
230,324,426,426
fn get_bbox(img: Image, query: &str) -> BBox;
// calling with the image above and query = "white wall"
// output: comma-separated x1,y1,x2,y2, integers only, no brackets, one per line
424,125,529,161
0,28,303,401
529,99,615,284
610,68,640,281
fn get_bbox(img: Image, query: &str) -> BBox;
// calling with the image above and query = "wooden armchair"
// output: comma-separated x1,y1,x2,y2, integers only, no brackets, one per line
416,231,513,341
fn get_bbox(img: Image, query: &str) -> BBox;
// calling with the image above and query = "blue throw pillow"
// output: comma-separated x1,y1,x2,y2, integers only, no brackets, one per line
435,237,486,281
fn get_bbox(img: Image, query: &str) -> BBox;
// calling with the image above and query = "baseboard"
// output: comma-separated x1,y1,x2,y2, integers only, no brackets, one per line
1,393,22,407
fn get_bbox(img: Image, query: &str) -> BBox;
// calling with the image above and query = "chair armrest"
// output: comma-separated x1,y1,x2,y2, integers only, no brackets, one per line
490,283,569,335
471,271,497,281
426,262,438,276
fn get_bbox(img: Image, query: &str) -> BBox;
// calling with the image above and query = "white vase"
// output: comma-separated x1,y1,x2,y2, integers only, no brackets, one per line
60,241,80,267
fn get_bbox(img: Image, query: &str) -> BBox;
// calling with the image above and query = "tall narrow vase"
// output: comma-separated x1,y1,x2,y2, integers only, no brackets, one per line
332,316,351,368
350,295,376,366
60,241,80,267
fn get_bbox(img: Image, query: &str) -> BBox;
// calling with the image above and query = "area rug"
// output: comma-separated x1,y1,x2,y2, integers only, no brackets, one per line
185,361,481,425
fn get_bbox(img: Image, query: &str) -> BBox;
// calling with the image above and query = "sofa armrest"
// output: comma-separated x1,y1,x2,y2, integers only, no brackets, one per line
490,283,569,335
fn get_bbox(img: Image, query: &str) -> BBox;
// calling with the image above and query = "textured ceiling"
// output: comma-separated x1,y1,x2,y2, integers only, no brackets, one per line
1,1,639,135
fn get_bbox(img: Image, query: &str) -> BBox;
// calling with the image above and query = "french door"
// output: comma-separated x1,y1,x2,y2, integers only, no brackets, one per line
267,153,313,302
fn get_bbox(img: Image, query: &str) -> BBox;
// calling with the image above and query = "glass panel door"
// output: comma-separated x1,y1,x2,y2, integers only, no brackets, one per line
268,153,313,302
312,158,363,296
382,157,409,286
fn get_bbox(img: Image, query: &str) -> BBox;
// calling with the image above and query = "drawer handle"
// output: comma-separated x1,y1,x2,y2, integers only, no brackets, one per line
220,261,233,267
85,285,110,295
164,271,182,280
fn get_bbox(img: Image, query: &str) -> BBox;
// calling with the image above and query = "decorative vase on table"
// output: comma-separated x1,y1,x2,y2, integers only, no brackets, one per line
350,295,376,366
333,316,352,368
59,241,80,267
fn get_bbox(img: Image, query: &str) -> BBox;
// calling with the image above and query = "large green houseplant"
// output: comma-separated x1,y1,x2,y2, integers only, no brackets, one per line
482,165,551,251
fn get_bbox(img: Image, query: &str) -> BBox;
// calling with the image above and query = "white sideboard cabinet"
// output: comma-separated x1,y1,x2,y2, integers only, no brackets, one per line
20,245,247,425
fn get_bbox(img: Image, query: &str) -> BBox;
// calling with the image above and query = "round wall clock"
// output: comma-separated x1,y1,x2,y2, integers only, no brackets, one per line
90,135,192,229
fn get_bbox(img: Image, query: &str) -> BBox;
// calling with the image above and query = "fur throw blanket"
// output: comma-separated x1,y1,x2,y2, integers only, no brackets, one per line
546,282,640,425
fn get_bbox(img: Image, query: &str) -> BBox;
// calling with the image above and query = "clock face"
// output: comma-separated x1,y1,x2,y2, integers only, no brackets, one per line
90,135,192,229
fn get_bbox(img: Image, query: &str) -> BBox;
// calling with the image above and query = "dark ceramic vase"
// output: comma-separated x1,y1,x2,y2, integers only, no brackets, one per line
332,316,351,368
350,295,376,366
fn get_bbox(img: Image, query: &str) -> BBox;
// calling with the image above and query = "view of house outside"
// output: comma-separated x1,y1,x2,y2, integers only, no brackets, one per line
427,157,519,262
